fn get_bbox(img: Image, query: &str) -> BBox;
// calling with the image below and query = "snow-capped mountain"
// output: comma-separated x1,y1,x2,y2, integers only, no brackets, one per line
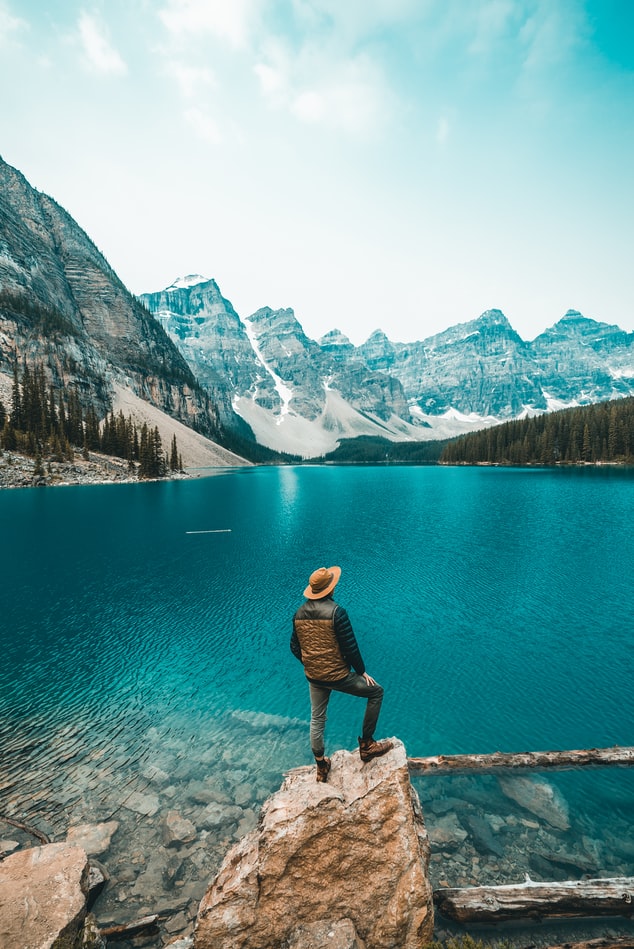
141,281,422,455
141,276,634,457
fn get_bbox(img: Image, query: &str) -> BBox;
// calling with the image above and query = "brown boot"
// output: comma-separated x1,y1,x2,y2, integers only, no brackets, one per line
358,737,393,762
315,757,331,783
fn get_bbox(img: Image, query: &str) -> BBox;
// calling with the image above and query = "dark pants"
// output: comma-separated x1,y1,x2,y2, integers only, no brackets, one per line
308,670,384,758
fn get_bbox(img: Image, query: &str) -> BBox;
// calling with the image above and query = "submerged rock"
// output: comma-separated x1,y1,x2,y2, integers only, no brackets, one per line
427,812,469,852
163,810,197,848
498,775,570,831
66,820,119,855
194,739,433,949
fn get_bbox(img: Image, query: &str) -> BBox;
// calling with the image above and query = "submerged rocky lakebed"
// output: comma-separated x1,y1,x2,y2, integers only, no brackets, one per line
3,706,634,946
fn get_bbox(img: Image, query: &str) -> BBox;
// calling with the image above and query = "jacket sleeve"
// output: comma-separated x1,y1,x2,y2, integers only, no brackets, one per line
290,621,303,663
333,606,365,675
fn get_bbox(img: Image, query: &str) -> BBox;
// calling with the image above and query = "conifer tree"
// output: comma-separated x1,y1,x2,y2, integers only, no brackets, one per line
170,434,179,471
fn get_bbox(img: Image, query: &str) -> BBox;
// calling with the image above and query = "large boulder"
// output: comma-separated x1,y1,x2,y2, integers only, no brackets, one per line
0,842,90,949
498,775,570,831
194,739,433,949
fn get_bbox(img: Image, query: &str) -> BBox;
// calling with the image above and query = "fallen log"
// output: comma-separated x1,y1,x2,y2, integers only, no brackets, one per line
0,813,50,844
408,746,634,776
434,877,634,923
99,915,160,941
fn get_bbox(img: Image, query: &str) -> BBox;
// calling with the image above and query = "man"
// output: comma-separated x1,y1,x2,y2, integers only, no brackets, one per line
291,564,393,782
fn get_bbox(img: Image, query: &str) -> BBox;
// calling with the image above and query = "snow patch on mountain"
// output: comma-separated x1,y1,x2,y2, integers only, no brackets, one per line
243,315,293,421
234,388,428,457
166,274,208,291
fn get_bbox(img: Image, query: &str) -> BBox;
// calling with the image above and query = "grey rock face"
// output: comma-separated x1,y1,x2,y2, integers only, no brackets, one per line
0,156,220,438
359,310,546,417
145,272,634,454
142,286,413,445
140,277,259,429
531,310,634,403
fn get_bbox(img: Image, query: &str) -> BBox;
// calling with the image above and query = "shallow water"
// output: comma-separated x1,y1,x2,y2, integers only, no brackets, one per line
1,465,634,941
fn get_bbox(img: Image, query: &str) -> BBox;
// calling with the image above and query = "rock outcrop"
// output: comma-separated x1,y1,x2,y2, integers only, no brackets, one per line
194,739,433,949
0,842,91,949
0,156,223,442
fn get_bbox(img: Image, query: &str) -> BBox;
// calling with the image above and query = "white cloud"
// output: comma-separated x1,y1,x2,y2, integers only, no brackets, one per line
0,1,27,45
256,43,391,135
77,11,127,76
184,105,223,144
158,0,262,48
165,60,216,98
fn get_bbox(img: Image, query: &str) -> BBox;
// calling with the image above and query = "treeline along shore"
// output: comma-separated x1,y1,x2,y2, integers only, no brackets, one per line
0,361,182,483
439,395,634,466
317,396,634,467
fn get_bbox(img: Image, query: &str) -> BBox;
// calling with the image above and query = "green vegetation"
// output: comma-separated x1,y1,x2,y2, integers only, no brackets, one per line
0,289,78,338
0,361,182,479
215,425,301,464
313,435,448,464
440,396,634,466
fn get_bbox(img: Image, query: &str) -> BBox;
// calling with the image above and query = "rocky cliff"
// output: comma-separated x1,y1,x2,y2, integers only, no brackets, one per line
194,739,434,949
143,276,634,456
142,283,419,456
0,157,221,441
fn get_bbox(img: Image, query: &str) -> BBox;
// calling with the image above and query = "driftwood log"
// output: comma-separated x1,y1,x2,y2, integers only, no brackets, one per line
0,813,50,844
434,877,634,923
408,746,634,775
100,915,160,940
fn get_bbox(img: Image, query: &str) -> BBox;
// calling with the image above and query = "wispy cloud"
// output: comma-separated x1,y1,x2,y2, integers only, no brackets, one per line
184,105,223,144
0,1,28,46
158,0,262,49
77,11,127,76
165,60,216,98
255,44,390,135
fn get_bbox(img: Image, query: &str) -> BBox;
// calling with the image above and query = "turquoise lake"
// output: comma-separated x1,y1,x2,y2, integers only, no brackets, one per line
2,464,634,938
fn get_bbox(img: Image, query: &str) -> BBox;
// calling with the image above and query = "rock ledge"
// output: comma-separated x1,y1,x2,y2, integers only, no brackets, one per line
194,738,433,949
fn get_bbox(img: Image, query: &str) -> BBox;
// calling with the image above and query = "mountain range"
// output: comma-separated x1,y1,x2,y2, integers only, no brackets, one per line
141,277,634,456
1,153,633,461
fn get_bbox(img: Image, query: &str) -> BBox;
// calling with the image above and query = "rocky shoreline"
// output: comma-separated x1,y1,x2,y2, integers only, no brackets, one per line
4,728,634,947
0,450,192,490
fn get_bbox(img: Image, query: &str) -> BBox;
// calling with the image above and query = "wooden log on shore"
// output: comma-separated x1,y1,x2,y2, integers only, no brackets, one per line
408,746,634,776
434,877,634,923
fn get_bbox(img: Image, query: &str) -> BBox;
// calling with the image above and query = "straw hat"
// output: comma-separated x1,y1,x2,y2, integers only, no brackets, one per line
304,565,341,600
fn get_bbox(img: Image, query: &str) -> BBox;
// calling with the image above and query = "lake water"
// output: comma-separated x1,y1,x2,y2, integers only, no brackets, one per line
1,465,634,943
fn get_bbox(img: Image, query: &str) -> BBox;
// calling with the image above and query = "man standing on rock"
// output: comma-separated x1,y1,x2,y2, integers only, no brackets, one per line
291,565,393,783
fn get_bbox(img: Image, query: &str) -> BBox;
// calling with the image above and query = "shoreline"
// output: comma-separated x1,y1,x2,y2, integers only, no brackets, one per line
0,450,251,490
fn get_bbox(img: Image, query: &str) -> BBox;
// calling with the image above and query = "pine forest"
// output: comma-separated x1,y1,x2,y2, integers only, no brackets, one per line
440,396,634,466
0,362,182,479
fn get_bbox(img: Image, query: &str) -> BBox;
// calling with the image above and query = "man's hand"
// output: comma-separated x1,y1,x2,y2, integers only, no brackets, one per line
362,672,377,686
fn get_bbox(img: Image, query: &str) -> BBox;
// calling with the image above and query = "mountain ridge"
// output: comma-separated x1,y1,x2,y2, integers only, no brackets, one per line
142,276,634,456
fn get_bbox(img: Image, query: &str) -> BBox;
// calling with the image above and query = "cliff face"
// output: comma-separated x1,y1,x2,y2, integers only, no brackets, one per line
0,157,219,438
194,739,433,949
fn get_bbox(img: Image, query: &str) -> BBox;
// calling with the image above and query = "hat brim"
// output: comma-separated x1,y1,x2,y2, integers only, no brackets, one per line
304,565,342,599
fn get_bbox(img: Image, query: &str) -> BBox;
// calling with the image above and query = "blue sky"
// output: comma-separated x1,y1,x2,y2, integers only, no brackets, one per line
1,0,633,344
